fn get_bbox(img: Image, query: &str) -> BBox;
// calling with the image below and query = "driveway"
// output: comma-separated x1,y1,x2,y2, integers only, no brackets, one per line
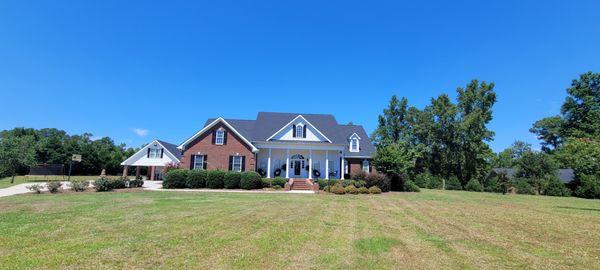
0,181,71,198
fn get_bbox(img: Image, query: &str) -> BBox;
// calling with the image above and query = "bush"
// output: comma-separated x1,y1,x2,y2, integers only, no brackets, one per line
484,176,500,193
163,169,189,189
365,173,391,192
544,176,571,197
317,179,339,190
427,175,444,189
403,180,420,192
272,177,287,188
345,184,359,194
224,172,242,189
465,179,483,192
94,178,113,192
47,181,62,193
206,170,226,189
368,186,382,194
69,180,89,192
414,173,431,188
574,174,600,199
445,176,462,190
240,171,262,190
111,177,127,189
187,170,207,188
128,179,144,188
351,171,367,180
340,179,366,188
514,178,535,195
330,184,346,195
27,184,44,194
358,186,369,194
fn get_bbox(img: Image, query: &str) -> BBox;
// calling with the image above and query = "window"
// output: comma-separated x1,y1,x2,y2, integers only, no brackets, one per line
350,138,359,152
362,160,370,173
313,160,320,172
232,156,243,172
295,125,303,138
149,148,161,158
328,160,335,173
344,159,348,174
193,155,204,170
215,130,225,145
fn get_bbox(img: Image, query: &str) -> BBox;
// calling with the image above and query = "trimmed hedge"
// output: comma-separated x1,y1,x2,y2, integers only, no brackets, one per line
187,170,207,188
163,169,189,189
240,171,262,190
272,177,287,188
345,185,359,194
224,172,242,189
207,170,226,189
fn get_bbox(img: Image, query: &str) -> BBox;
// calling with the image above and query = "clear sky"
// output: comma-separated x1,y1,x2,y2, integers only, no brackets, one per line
1,0,599,152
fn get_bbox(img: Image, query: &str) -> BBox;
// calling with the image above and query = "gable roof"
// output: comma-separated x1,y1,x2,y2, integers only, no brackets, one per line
121,139,182,165
156,140,182,159
202,112,375,157
489,168,575,184
179,117,259,152
265,115,332,143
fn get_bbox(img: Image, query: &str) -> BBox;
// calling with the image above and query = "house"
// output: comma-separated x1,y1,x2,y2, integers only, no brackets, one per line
121,112,375,182
487,168,575,184
120,140,181,180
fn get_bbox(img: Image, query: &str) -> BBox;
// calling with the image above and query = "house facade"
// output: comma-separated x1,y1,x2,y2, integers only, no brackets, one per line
178,112,375,180
120,140,182,180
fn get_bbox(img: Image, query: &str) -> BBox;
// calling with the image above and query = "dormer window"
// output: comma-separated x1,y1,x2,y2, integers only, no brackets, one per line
215,130,225,145
295,125,304,138
349,133,361,152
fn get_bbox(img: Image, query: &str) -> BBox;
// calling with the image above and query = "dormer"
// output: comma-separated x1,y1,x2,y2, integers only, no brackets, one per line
267,115,332,143
348,133,361,152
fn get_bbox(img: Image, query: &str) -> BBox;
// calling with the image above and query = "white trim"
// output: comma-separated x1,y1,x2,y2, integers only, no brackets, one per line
266,115,332,143
192,154,204,170
350,138,359,152
121,140,181,165
345,155,373,158
178,117,259,152
215,129,225,145
349,132,361,140
362,160,370,173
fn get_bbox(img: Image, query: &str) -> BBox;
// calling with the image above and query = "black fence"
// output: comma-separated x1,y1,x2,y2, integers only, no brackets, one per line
28,164,65,176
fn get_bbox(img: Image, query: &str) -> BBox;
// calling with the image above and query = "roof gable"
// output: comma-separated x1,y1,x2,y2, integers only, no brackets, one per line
121,139,181,166
266,115,332,143
179,118,258,152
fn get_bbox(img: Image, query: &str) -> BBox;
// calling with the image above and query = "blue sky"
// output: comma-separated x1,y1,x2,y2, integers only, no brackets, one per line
1,1,599,152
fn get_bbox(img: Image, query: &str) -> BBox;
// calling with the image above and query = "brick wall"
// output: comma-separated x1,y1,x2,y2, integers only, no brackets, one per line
180,122,255,171
346,158,374,176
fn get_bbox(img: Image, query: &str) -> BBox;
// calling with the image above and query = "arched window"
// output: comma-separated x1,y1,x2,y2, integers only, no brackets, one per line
295,125,303,138
350,138,359,152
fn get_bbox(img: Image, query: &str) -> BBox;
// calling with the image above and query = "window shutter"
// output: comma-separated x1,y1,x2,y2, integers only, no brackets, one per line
147,148,150,158
228,156,233,171
190,155,195,169
212,130,216,144
292,125,296,138
223,130,228,145
160,149,164,158
241,156,246,172
303,125,307,138
203,155,208,170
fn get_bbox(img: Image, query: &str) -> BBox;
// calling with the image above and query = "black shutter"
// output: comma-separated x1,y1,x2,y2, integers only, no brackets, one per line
203,155,208,170
212,130,216,144
303,125,307,138
292,125,296,138
160,149,164,158
223,131,228,145
241,156,246,172
228,156,233,171
147,148,151,158
190,155,195,169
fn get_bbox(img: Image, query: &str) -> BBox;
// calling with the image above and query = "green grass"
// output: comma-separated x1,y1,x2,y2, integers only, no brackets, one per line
0,175,119,189
0,189,599,269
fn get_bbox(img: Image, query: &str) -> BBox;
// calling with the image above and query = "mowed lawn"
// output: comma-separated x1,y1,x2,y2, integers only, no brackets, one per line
0,190,599,269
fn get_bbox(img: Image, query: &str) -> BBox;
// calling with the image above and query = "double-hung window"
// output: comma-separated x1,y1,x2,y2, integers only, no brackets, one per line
328,160,335,173
215,130,225,145
295,125,303,138
362,160,370,173
193,155,204,170
350,138,359,152
232,156,243,172
149,148,161,158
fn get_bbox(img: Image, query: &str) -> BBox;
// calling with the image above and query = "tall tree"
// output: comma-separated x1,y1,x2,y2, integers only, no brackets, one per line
529,116,564,152
561,72,600,140
492,141,532,168
0,136,36,182
372,95,410,147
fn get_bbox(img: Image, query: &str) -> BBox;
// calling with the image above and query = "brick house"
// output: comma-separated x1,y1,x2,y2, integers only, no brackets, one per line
122,112,375,181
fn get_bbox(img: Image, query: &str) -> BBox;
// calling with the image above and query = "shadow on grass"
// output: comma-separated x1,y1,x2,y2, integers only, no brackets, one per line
556,206,600,212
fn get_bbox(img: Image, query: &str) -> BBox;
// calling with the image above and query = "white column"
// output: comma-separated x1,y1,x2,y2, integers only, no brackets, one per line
285,149,290,179
325,150,329,180
267,148,272,178
308,149,313,179
340,151,345,180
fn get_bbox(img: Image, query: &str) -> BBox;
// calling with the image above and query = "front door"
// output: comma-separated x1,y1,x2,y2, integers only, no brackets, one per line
294,160,301,176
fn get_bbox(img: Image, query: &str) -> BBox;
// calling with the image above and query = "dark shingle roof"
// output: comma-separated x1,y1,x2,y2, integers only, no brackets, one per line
489,168,575,183
204,112,375,157
157,140,182,159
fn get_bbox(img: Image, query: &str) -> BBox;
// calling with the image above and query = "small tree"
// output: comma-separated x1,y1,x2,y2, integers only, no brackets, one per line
0,136,36,183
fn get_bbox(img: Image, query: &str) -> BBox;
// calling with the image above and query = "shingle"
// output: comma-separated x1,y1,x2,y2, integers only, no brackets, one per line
156,140,182,159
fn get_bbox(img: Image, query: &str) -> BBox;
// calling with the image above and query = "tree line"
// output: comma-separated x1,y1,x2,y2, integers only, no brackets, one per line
0,128,139,181
372,72,600,199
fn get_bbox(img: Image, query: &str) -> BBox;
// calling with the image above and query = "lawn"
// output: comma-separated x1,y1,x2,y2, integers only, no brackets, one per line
0,190,598,269
0,175,119,189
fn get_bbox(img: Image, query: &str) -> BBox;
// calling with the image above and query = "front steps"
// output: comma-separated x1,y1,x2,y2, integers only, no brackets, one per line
286,178,320,192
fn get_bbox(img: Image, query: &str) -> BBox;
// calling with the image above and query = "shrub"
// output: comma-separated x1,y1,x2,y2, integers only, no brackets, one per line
261,178,271,188
445,176,462,190
403,180,420,192
163,169,189,189
465,179,483,192
187,170,207,188
110,177,127,189
128,179,144,188
574,174,600,199
414,173,431,188
271,177,287,188
273,185,282,190
330,184,346,195
224,172,242,189
94,178,113,192
47,181,62,193
544,176,571,197
206,170,226,189
27,184,44,194
368,186,382,194
345,184,359,194
484,176,501,193
341,179,366,188
358,186,369,194
365,173,391,192
318,179,339,190
240,171,262,190
351,171,368,181
514,178,535,195
69,180,89,192
427,175,444,189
